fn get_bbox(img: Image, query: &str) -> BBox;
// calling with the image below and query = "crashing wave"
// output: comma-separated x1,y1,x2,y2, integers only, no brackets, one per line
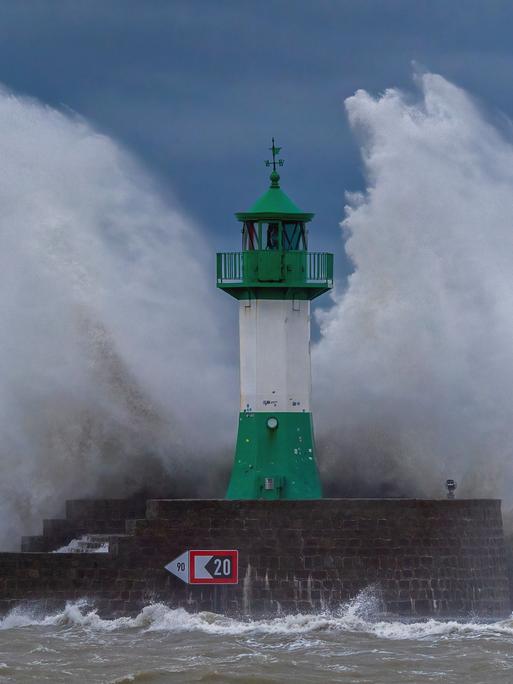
1,589,512,640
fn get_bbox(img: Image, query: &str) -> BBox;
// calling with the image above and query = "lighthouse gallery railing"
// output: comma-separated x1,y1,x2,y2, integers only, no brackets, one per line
216,251,333,286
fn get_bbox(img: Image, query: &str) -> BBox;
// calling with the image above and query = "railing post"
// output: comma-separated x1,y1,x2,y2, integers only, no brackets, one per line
217,253,222,282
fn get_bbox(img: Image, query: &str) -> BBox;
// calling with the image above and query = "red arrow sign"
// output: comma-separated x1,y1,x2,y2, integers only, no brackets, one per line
190,550,238,584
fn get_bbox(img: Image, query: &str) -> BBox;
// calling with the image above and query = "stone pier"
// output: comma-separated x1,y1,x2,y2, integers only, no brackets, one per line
0,498,509,618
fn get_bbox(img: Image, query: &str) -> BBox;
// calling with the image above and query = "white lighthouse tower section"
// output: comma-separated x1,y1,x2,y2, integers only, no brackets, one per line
239,298,311,413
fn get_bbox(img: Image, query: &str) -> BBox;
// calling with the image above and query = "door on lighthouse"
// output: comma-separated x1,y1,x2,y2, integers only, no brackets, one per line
258,251,282,281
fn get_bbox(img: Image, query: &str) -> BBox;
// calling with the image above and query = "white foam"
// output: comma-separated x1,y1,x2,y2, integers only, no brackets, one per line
2,590,512,641
53,536,109,554
0,85,234,551
315,70,513,501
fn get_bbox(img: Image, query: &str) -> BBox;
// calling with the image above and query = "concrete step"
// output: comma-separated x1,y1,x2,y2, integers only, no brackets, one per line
52,533,132,554
65,498,147,522
22,497,149,553
21,536,46,552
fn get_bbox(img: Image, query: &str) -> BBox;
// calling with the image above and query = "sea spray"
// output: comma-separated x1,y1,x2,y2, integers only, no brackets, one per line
4,70,513,550
315,72,513,502
0,87,235,549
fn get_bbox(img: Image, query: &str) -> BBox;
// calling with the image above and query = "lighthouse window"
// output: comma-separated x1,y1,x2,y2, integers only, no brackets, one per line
266,223,280,250
283,222,307,250
242,222,259,250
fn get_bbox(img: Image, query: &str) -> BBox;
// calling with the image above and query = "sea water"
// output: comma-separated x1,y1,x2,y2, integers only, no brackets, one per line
0,589,512,683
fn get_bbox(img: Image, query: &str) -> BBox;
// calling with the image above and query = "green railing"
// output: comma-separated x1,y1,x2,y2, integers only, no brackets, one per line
306,252,333,283
216,251,333,286
217,252,243,282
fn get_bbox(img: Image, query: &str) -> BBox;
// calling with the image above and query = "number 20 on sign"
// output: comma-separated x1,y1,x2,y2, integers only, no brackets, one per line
165,550,239,585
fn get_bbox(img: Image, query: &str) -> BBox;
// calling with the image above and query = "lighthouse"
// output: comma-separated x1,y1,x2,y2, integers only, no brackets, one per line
217,140,333,500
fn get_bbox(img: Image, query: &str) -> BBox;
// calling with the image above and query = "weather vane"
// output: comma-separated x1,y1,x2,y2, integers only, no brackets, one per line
265,137,284,172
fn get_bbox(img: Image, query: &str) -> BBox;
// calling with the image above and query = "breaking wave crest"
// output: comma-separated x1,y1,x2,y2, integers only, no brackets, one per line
1,590,512,641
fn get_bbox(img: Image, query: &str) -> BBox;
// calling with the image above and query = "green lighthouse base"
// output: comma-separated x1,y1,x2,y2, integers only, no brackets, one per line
226,411,323,500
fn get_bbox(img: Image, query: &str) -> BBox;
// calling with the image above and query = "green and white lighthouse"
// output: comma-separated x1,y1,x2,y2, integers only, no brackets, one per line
217,140,333,500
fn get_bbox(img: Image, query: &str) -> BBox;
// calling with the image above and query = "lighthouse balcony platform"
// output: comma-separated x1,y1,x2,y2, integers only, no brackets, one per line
216,250,333,299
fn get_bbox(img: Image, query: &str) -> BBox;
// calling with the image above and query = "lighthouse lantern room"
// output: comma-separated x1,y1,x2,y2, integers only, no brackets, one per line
217,140,333,500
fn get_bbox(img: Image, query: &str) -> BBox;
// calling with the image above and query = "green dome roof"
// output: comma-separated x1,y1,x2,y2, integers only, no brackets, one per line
236,171,314,222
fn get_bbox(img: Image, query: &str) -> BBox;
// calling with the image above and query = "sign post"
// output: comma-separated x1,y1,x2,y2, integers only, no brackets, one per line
165,550,238,585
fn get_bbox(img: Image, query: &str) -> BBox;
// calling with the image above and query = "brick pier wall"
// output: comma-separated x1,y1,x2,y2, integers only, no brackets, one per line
0,499,509,618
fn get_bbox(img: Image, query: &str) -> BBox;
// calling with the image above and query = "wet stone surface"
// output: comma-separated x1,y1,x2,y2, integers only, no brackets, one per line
2,498,511,618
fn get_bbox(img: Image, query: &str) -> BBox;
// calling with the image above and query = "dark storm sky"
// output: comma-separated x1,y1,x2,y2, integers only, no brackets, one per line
2,1,513,281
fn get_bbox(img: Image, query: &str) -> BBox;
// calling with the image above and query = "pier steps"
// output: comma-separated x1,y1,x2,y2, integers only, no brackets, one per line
21,498,146,553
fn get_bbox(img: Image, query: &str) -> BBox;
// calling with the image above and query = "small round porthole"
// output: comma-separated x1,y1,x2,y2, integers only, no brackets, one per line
266,416,279,430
